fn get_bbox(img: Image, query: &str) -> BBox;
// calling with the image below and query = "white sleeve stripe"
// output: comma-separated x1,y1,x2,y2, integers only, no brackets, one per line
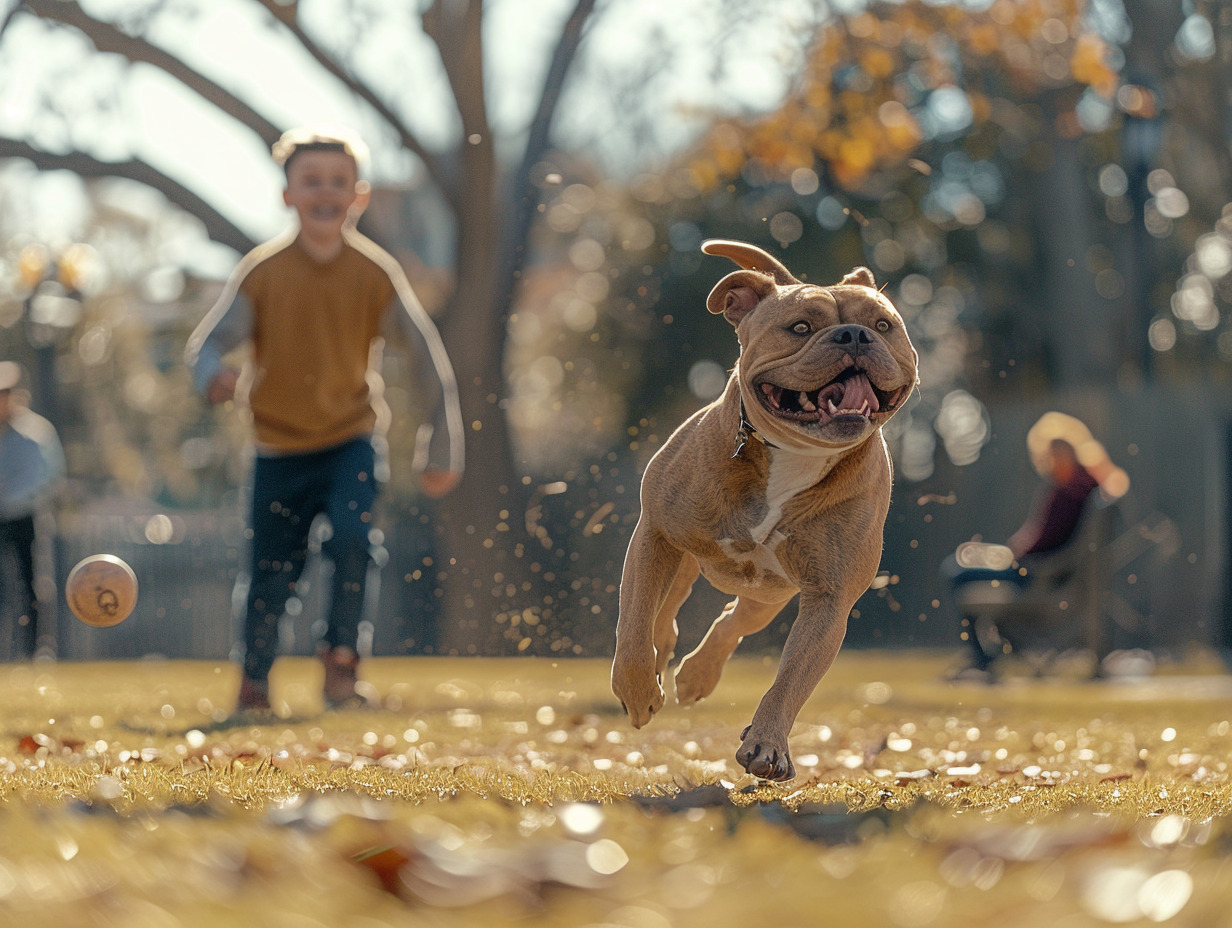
185,231,297,364
348,230,466,473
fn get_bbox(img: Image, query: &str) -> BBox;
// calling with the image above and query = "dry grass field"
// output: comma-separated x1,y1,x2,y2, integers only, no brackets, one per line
2,648,1231,927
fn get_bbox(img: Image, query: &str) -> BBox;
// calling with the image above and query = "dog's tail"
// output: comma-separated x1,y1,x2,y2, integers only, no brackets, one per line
702,239,799,286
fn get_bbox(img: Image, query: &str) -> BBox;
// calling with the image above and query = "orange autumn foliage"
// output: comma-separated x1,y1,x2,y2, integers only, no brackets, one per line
687,0,1120,192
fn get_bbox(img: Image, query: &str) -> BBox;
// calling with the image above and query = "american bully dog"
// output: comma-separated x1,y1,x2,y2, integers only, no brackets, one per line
611,239,918,781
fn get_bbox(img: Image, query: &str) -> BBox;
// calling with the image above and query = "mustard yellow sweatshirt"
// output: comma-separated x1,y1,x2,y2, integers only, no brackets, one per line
185,229,463,474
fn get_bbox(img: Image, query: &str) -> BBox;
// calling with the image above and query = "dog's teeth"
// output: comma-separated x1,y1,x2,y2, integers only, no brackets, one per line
827,399,838,414
761,383,783,409
800,392,816,412
860,400,870,416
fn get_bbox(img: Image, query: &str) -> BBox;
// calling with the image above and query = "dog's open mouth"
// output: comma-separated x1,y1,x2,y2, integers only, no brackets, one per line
757,369,907,424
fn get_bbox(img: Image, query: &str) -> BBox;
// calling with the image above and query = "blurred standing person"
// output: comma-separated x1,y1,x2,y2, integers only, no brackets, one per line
0,362,65,661
185,126,464,715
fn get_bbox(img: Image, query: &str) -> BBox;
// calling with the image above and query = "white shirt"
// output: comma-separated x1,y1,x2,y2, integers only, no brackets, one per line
0,409,64,520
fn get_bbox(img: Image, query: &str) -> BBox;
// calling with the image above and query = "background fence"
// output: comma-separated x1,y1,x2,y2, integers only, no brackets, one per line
2,384,1227,663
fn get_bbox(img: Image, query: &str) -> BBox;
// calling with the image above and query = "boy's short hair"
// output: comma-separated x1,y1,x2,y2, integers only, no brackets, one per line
272,126,370,178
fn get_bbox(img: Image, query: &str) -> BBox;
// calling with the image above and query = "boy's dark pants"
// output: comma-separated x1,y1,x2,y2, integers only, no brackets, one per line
0,515,37,660
243,438,377,683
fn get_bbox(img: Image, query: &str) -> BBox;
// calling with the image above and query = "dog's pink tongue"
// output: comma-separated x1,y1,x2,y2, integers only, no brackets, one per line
841,373,880,413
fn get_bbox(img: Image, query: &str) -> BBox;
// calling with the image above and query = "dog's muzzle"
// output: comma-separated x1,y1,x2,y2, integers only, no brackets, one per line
756,367,909,426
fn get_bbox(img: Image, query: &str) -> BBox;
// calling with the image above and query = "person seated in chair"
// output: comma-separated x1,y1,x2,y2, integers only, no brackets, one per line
944,412,1129,677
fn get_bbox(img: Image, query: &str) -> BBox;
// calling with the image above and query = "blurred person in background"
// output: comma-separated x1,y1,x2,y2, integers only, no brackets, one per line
944,412,1129,677
0,361,65,661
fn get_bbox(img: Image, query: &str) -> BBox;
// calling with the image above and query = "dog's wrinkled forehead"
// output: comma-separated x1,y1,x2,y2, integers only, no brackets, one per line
773,282,898,317
733,281,905,338
830,283,903,322
701,239,906,330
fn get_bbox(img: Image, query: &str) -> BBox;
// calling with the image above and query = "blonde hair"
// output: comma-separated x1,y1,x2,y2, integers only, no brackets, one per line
1026,411,1130,499
271,125,370,177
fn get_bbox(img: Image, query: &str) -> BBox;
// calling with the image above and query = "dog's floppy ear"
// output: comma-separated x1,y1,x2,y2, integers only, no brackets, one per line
702,239,800,285
706,270,776,326
840,267,877,288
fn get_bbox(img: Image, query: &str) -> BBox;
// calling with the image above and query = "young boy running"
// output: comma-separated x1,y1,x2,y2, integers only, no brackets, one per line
186,126,464,713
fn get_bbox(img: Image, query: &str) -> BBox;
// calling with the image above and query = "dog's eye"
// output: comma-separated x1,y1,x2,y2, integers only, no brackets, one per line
791,322,811,335
875,319,892,333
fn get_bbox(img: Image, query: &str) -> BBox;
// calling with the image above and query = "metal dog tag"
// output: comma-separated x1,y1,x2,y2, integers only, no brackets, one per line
732,426,750,459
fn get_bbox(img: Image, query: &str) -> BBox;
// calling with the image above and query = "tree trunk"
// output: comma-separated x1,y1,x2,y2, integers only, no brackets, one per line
429,0,596,654
426,0,525,655
434,162,533,655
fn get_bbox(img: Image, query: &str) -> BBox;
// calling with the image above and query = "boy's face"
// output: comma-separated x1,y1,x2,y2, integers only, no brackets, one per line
282,150,359,239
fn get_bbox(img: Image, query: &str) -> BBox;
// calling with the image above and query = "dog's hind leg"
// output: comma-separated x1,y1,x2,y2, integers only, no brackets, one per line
674,594,792,706
654,555,700,683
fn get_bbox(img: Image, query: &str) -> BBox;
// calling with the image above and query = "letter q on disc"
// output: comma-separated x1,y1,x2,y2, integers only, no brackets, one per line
66,555,138,627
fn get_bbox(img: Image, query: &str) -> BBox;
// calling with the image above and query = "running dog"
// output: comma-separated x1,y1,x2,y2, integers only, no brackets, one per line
611,239,918,781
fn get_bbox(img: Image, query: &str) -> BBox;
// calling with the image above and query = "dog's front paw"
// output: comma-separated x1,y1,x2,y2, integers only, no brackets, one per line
611,655,665,729
736,724,796,781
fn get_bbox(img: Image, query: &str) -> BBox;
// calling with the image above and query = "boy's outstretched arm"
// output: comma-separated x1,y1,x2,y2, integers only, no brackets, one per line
185,255,260,403
382,272,465,496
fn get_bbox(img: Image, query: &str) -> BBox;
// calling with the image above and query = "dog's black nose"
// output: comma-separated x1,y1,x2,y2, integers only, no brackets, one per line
830,324,875,354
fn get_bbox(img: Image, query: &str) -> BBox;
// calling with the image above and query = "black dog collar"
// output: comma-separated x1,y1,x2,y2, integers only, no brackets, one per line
733,395,778,458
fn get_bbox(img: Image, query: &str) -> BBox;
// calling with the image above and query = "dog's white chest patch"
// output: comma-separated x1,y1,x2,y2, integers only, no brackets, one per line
715,449,840,585
749,450,839,544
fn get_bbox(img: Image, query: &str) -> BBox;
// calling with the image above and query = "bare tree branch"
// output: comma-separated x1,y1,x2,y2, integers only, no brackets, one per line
21,0,453,207
499,0,597,304
0,137,256,254
421,0,493,221
19,0,283,147
422,0,490,142
250,0,453,204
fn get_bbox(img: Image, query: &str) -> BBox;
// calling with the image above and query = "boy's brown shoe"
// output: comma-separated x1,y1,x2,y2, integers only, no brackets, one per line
235,676,271,714
322,646,368,709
